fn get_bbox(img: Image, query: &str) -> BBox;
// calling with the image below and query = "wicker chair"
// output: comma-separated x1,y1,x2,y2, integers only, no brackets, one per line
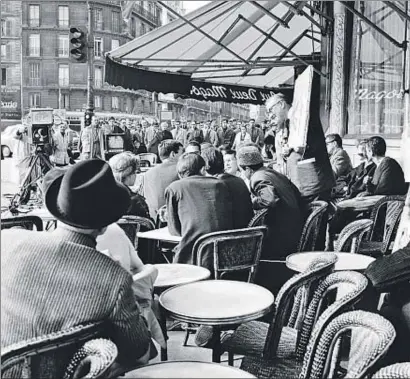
221,254,338,366
300,311,395,379
372,363,410,378
248,209,269,227
117,215,155,251
297,201,328,252
334,219,373,253
359,195,406,257
137,153,157,166
1,215,43,231
1,323,117,379
188,227,267,348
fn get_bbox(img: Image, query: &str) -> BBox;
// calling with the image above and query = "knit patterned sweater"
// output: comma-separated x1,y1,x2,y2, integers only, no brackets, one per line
1,227,151,372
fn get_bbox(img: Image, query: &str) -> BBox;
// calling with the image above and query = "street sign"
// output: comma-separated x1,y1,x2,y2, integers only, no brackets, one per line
30,108,54,125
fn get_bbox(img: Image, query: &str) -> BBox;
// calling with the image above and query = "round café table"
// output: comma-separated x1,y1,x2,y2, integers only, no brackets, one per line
160,280,274,363
128,361,256,378
154,263,211,289
336,195,385,212
286,252,375,272
154,264,211,362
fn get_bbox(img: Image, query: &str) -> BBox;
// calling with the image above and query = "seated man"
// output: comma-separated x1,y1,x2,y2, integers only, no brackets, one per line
201,147,253,229
363,136,407,196
237,146,304,293
144,140,184,220
1,160,151,377
109,152,150,220
165,153,233,271
325,133,353,180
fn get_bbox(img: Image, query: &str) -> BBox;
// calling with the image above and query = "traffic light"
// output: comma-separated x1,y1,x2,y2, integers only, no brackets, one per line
84,110,93,127
70,27,87,63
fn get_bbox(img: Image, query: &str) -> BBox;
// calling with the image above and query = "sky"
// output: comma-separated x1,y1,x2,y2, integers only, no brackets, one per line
183,1,210,13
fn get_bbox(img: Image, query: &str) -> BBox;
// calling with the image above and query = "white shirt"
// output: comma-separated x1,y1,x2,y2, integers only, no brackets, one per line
96,223,143,273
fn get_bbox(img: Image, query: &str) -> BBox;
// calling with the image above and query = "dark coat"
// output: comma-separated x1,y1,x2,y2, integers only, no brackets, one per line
329,147,353,179
217,127,236,148
1,228,150,376
143,159,179,220
165,176,234,271
217,173,253,229
367,157,407,196
250,167,304,260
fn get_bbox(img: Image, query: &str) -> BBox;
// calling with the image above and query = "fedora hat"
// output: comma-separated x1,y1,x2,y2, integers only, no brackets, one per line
45,159,130,229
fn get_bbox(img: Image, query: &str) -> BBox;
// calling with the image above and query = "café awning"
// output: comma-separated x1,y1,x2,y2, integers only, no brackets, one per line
105,1,331,105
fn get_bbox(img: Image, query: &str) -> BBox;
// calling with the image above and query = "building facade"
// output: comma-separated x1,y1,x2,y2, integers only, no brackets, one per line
1,1,22,120
328,1,409,170
1,0,185,122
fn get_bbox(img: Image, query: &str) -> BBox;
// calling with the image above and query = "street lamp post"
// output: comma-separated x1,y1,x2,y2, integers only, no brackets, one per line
86,0,95,114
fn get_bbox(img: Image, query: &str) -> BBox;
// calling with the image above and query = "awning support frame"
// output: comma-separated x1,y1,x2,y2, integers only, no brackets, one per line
340,1,405,48
250,1,290,28
238,14,327,78
158,1,248,64
283,1,326,34
383,1,410,23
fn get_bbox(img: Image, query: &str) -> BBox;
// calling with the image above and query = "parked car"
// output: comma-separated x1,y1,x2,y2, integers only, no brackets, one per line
1,125,19,158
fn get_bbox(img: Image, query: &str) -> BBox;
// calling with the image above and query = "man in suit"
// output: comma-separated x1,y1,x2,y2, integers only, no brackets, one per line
1,159,151,377
364,136,407,196
165,153,234,271
325,133,353,179
247,118,265,148
201,147,253,229
144,140,184,220
217,119,236,149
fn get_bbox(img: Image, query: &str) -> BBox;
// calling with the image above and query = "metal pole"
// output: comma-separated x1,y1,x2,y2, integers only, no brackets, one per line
87,0,94,114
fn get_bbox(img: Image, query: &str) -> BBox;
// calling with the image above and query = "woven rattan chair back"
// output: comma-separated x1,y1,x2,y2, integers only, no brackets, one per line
193,226,267,282
298,201,328,252
301,311,395,379
368,195,406,254
296,271,368,361
248,209,269,227
1,215,43,231
372,363,410,379
63,339,117,379
262,253,338,360
1,322,115,379
335,219,373,252
137,153,157,166
117,215,155,251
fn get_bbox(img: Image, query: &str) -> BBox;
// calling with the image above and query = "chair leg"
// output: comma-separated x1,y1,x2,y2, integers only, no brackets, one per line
183,329,190,346
228,352,234,366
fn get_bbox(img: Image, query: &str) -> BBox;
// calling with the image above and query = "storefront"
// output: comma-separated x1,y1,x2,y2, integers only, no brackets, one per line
333,1,409,172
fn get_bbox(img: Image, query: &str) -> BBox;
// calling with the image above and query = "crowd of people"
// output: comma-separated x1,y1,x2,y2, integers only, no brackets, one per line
3,91,410,376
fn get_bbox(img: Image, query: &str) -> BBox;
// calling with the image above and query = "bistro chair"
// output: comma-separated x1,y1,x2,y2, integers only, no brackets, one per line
187,227,267,348
222,254,338,366
372,363,410,379
193,226,267,282
334,219,373,253
117,215,155,252
1,323,117,379
297,201,328,252
137,153,157,166
359,195,406,257
240,309,393,379
299,311,395,379
1,215,43,231
248,209,269,227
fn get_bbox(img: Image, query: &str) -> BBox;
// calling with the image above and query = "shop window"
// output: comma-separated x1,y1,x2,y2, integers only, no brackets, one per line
348,1,409,136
